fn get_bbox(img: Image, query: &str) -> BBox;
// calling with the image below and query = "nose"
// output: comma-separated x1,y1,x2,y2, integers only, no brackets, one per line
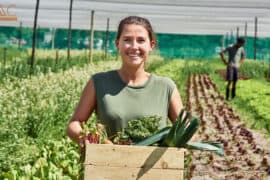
130,40,139,49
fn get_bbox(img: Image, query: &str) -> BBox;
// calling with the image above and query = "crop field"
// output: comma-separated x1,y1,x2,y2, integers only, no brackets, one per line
0,49,269,179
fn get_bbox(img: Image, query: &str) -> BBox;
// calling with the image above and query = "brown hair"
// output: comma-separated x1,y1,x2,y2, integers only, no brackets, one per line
116,16,157,44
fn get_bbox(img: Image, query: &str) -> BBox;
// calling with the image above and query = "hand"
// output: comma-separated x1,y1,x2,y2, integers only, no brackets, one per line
79,136,89,154
104,139,113,144
79,135,90,147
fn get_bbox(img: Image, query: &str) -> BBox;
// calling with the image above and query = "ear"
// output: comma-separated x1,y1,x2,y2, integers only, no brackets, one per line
150,41,156,51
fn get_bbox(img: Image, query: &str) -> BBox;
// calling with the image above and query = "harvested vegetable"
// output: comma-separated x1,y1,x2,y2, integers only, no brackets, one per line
135,110,225,156
80,122,109,144
113,115,162,143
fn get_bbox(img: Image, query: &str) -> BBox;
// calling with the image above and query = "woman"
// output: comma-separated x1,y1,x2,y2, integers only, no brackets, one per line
67,16,183,148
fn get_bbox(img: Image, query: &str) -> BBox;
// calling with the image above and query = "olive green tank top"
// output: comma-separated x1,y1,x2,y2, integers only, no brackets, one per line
92,70,176,137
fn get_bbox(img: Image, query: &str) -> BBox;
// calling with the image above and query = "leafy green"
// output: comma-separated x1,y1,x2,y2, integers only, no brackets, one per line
123,115,162,142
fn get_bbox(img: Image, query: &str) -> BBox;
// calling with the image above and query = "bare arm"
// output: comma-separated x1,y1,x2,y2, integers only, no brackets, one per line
66,78,96,145
239,51,246,67
219,49,228,66
168,87,183,123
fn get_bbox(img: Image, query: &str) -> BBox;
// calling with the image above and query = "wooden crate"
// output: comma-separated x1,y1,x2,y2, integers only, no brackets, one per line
84,144,184,180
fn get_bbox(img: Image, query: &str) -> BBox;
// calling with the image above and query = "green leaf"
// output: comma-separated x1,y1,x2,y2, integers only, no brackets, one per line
185,141,225,156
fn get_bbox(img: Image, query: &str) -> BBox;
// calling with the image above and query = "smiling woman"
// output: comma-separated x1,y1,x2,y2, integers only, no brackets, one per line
66,16,184,149
116,24,154,69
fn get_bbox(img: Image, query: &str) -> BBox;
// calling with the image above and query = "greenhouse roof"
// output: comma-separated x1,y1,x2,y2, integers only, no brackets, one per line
1,0,270,37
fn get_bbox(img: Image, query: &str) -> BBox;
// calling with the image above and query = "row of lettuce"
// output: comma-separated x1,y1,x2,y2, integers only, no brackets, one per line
0,51,269,179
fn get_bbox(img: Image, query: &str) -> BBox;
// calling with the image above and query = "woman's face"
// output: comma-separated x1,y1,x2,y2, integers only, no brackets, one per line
115,24,155,67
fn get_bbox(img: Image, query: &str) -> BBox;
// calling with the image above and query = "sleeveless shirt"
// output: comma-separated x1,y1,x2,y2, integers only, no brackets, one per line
92,70,176,137
225,45,245,68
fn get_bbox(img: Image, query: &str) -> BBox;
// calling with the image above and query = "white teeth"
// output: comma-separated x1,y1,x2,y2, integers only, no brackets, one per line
128,53,140,57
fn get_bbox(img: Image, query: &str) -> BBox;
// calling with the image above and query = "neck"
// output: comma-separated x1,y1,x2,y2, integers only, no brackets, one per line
118,66,149,85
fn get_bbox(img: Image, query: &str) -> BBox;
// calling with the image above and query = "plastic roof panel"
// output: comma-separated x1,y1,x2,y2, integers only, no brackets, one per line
1,0,270,37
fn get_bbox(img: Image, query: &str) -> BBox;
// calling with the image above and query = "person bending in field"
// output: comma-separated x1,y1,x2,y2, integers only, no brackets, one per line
66,16,183,149
220,37,246,101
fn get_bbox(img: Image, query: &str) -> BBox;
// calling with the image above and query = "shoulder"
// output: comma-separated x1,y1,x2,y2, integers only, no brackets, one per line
92,70,116,81
240,47,245,52
91,70,117,91
151,74,176,89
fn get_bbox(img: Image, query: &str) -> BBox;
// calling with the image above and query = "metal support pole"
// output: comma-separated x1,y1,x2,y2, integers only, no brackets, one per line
18,21,22,49
30,0,40,75
230,30,233,44
67,0,73,61
244,22,247,48
51,28,55,49
226,32,229,47
221,35,224,50
104,18,110,60
89,10,94,63
254,16,257,61
236,27,239,39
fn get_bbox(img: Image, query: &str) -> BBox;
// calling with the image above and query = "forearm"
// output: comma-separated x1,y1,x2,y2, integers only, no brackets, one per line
220,53,227,65
67,120,83,145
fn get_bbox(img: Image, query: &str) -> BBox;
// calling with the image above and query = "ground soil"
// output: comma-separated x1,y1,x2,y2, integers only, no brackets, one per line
186,74,270,179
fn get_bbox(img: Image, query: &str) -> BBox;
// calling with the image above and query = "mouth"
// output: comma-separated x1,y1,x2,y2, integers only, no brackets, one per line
127,52,142,59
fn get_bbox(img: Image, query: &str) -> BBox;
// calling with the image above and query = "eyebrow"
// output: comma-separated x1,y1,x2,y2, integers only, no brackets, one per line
122,35,146,38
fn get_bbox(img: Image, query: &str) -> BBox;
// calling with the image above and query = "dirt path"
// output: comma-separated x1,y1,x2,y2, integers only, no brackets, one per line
186,74,270,179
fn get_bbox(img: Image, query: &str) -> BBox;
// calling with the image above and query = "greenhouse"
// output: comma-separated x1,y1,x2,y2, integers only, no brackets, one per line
0,0,270,179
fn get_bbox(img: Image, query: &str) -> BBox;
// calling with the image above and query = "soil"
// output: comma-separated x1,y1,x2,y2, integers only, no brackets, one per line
186,74,270,179
215,69,249,81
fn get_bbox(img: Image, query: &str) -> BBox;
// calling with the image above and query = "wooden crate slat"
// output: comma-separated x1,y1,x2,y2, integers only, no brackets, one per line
84,144,184,169
84,165,184,180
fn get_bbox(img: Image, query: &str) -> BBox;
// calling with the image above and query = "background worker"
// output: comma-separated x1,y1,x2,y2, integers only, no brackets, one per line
220,37,246,101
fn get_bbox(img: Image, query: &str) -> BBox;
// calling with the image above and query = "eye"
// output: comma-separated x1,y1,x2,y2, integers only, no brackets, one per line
137,38,146,43
123,38,131,42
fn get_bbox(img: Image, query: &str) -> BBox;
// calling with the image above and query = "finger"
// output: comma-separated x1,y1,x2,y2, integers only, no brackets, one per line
104,139,113,144
85,138,90,144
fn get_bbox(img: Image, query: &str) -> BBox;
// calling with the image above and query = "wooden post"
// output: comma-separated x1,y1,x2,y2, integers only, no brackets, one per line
18,21,22,49
51,28,55,49
30,0,40,75
67,0,73,61
36,25,40,49
104,18,110,60
89,10,95,63
254,16,257,61
55,49,59,65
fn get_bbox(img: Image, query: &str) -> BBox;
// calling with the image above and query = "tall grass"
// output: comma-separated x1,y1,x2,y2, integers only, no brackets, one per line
240,60,270,79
